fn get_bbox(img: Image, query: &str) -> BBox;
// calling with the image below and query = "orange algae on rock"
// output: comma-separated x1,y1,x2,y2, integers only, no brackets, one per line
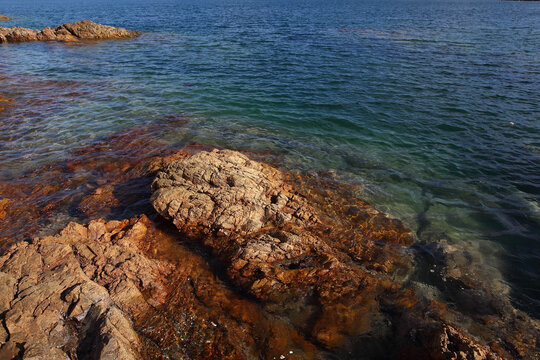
0,89,537,360
150,149,531,359
0,98,189,251
132,219,323,359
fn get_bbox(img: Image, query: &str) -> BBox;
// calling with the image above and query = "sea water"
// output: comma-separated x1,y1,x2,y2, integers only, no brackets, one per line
0,0,539,317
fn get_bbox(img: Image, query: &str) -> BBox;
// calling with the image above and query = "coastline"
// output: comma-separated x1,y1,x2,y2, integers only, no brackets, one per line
0,102,538,357
0,6,539,358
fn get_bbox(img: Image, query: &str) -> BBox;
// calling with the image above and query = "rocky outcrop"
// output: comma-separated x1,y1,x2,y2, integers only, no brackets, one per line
0,144,537,359
0,216,172,359
151,150,394,310
151,149,319,238
0,15,11,21
0,20,140,44
151,149,513,359
398,321,505,360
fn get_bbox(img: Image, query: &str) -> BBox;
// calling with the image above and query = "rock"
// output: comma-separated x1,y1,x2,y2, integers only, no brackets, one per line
0,198,10,220
398,321,503,360
59,20,140,40
0,215,172,359
2,27,38,42
0,20,140,44
36,26,56,41
151,149,318,238
150,150,411,302
0,15,11,21
1,135,537,359
151,149,512,358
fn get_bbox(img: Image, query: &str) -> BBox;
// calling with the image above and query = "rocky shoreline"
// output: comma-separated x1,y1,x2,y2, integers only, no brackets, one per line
0,41,538,359
0,20,140,44
0,146,538,359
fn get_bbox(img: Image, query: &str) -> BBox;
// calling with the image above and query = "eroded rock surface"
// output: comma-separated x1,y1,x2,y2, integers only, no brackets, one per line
0,20,140,43
151,149,319,238
151,149,526,359
0,216,171,359
0,146,537,359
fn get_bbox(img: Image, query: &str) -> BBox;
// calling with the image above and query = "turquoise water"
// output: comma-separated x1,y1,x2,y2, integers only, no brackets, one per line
1,0,539,317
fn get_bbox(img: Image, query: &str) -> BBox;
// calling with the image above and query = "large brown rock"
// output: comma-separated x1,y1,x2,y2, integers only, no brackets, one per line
0,15,11,21
0,216,172,359
151,149,318,238
0,140,536,359
59,20,140,40
151,149,512,359
0,20,140,44
150,150,411,300
1,27,38,43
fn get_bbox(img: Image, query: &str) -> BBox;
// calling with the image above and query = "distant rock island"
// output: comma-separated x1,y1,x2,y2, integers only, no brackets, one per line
0,15,12,21
0,20,140,43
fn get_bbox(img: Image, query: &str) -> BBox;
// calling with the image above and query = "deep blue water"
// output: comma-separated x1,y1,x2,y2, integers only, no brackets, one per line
1,0,539,317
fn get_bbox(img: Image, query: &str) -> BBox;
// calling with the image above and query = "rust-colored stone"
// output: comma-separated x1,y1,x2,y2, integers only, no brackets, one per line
151,149,530,359
0,74,537,358
0,216,172,359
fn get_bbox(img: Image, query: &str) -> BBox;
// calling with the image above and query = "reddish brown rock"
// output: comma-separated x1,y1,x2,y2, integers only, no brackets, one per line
0,198,9,220
36,26,56,41
60,20,140,40
0,216,172,359
0,144,536,359
151,149,515,359
0,15,11,21
0,20,140,44
1,27,38,42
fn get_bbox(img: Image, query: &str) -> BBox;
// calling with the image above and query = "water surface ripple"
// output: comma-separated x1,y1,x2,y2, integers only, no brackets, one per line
1,0,539,317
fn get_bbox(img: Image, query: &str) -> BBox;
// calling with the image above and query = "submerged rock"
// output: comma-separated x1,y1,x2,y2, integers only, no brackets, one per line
0,216,172,359
0,20,140,44
0,15,11,21
0,146,537,359
151,149,521,359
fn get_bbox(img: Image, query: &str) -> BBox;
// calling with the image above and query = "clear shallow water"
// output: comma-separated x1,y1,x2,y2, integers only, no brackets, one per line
1,0,539,316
